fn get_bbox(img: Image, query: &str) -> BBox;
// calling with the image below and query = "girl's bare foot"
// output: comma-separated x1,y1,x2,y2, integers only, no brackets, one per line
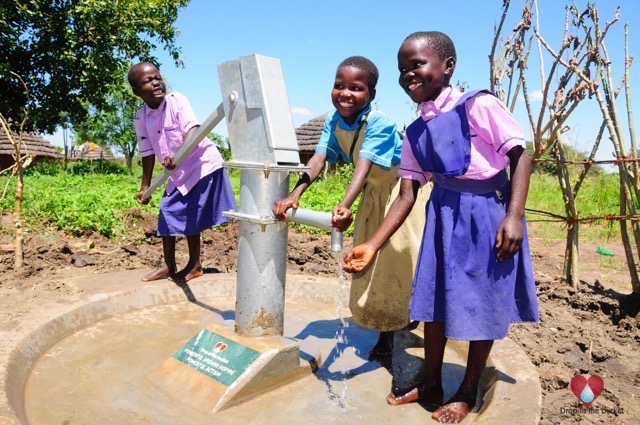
431,401,474,423
169,264,203,284
432,390,476,423
141,265,174,282
386,383,443,407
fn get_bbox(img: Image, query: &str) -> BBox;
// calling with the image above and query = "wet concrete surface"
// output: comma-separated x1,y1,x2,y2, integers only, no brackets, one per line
1,271,541,424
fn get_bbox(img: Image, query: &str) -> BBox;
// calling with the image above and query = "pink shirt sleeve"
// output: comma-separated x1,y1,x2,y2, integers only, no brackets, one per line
133,110,154,157
464,92,526,179
165,92,223,196
397,89,525,183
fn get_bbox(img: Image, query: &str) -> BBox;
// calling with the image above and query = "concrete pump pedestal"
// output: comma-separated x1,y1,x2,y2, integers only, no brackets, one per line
154,322,315,414
0,270,541,424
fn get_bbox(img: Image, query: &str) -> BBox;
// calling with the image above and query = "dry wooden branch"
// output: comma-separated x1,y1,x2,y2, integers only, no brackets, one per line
623,22,638,192
0,71,31,268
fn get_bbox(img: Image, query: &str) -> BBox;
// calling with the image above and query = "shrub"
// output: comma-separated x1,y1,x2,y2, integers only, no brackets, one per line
69,160,126,175
23,158,64,176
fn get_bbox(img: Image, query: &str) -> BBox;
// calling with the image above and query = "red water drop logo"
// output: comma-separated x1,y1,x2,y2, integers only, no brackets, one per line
570,375,604,408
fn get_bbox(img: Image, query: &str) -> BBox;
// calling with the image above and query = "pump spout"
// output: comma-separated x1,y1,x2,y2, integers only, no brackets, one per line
330,228,343,254
284,208,343,254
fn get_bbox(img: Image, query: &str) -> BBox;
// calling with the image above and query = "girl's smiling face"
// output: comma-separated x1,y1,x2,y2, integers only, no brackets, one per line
331,66,375,125
397,39,455,104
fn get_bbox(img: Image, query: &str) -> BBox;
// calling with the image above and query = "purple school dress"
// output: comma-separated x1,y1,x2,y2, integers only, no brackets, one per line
134,92,237,237
157,168,236,236
405,90,539,341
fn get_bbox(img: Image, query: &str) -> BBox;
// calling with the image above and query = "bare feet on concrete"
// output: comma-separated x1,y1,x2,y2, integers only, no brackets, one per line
431,391,476,423
386,382,443,408
141,265,175,282
169,264,203,284
431,401,474,423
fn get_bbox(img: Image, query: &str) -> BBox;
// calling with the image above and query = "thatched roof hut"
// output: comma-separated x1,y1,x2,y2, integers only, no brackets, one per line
294,112,406,165
69,142,115,161
295,113,327,164
0,128,61,171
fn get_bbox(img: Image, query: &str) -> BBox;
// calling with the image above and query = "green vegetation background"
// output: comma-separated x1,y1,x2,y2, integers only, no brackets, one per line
0,157,623,243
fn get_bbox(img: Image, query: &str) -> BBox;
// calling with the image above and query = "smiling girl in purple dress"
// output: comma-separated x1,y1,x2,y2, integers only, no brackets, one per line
344,32,539,423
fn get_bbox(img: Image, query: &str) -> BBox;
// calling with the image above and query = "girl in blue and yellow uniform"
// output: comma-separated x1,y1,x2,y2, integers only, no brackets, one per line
273,56,430,357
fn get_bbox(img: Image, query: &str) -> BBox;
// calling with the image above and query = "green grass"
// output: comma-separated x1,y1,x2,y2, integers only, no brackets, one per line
0,165,160,238
0,159,630,244
526,172,625,242
284,165,358,236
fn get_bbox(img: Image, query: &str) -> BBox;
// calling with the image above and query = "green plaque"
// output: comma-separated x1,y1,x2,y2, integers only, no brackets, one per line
173,329,260,386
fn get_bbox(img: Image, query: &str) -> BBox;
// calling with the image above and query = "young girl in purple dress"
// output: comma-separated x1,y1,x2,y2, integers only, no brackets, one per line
129,62,236,284
344,32,539,423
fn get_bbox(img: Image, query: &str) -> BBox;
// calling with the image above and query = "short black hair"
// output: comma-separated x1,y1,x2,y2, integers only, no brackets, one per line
337,56,379,91
404,31,457,62
127,62,159,88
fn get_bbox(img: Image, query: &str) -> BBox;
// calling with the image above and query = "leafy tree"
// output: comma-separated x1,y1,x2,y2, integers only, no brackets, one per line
0,0,190,134
0,0,189,268
208,132,232,161
75,74,142,173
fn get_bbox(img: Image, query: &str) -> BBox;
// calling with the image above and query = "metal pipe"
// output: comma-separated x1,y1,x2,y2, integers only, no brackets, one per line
234,169,290,337
285,208,343,254
285,208,331,231
330,229,344,255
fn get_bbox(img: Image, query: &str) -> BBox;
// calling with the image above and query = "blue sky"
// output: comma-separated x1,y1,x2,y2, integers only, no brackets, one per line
49,0,639,164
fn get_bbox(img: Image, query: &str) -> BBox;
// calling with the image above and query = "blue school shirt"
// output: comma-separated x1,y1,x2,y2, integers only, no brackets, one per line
315,104,402,170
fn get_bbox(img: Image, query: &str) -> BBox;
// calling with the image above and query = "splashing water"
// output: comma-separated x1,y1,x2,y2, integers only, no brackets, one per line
332,250,350,408
333,250,347,328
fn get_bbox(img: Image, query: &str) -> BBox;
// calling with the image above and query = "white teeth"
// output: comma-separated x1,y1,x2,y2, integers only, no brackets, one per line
339,101,352,108
407,82,422,91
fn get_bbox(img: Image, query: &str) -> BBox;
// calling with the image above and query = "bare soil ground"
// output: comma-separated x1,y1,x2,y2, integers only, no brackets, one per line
1,214,639,424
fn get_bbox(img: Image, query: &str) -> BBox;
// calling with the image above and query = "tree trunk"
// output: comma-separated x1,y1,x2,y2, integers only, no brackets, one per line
555,140,580,288
126,153,134,174
564,225,579,288
619,174,640,294
14,163,24,268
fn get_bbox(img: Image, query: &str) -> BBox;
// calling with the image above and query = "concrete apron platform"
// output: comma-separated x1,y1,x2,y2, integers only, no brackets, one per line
0,270,541,424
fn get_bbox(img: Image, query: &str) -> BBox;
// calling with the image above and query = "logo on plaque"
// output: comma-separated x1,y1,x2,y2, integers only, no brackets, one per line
214,342,227,353
173,329,260,386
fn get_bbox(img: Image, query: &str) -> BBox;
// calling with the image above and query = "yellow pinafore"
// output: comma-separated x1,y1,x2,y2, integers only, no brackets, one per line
333,124,432,331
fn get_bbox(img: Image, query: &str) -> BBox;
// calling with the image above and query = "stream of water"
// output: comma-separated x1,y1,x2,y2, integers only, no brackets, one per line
332,250,350,408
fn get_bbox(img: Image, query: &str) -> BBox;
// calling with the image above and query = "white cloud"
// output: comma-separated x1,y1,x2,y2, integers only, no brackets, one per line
529,90,544,101
291,107,314,117
519,90,544,103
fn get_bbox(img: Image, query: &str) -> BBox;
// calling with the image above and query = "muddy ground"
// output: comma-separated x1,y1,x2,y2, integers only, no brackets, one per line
0,213,639,424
